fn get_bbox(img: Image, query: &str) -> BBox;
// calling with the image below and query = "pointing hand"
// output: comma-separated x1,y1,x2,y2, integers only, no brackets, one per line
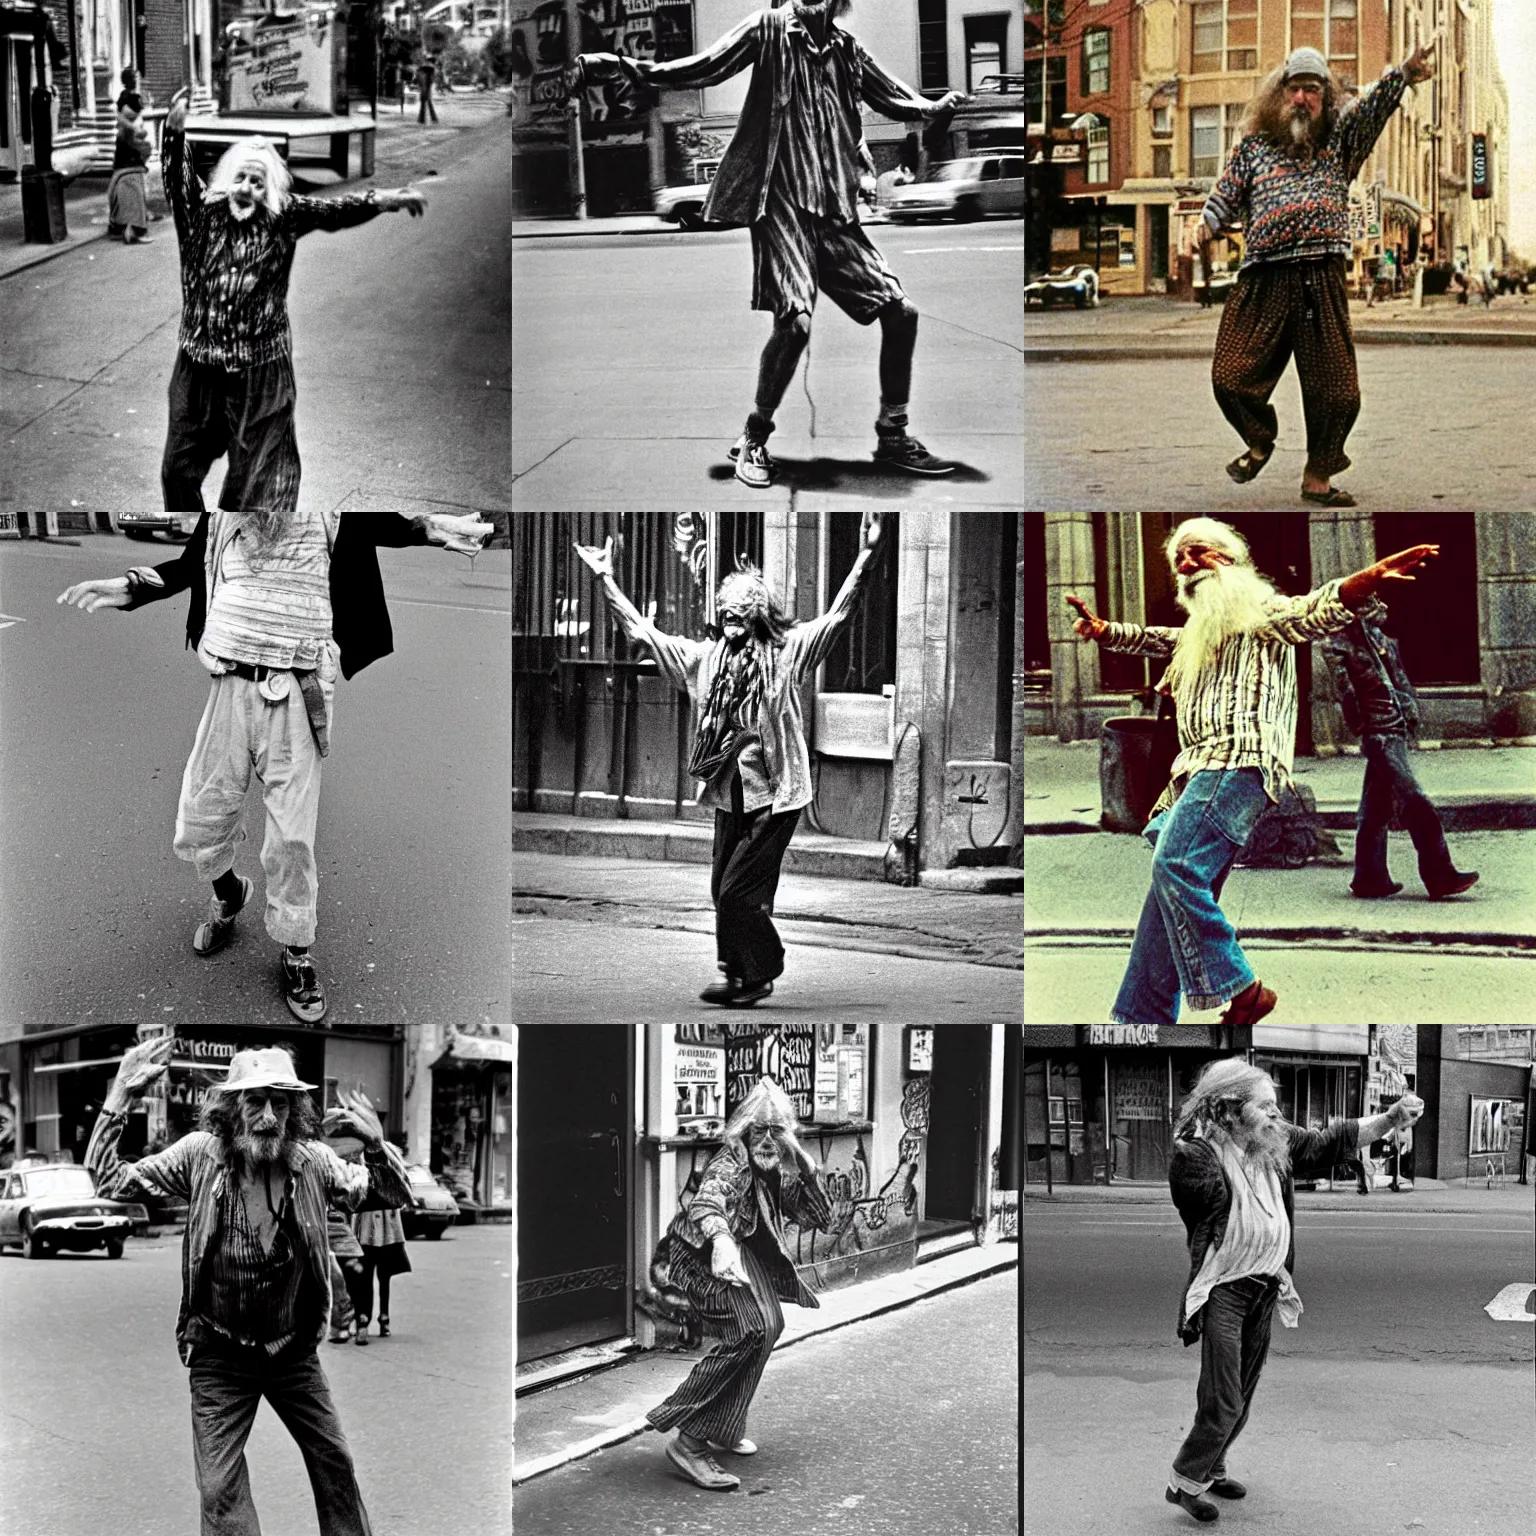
1065,594,1108,642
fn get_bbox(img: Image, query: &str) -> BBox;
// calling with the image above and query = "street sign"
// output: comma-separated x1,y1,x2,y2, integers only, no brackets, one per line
1482,1283,1535,1322
1471,133,1488,200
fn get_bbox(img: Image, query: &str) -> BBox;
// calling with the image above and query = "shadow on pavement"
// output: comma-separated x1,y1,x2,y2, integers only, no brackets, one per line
706,456,991,494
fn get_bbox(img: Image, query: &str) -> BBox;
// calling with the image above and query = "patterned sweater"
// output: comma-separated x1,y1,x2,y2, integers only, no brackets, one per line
1201,67,1408,268
164,126,383,369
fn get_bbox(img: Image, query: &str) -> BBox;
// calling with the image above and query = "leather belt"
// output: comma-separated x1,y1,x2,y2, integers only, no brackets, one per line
227,661,274,683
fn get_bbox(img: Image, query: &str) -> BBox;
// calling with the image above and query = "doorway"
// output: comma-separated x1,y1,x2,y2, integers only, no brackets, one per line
516,1025,632,1365
921,1025,989,1237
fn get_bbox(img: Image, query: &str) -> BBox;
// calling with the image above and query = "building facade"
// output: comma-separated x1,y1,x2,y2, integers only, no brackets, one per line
1024,511,1536,749
516,1022,1020,1369
1412,1025,1532,1184
514,512,1024,875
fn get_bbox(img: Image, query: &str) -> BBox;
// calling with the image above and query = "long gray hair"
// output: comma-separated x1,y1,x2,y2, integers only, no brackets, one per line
205,137,292,216
723,1078,800,1151
1174,1058,1275,1143
1241,64,1345,149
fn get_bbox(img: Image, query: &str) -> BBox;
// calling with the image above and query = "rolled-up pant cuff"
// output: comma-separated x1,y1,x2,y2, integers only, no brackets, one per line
1170,1469,1213,1497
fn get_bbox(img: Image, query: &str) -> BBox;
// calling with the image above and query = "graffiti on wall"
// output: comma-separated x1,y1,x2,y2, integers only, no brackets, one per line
989,1146,1018,1240
723,1021,816,1124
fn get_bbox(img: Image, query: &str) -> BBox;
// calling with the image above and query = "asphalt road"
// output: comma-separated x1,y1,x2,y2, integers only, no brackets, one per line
511,218,1025,510
1021,350,1536,512
0,1222,513,1536
0,537,511,1028
514,1267,1019,1536
1,117,510,515
514,913,1023,1024
1023,1201,1535,1536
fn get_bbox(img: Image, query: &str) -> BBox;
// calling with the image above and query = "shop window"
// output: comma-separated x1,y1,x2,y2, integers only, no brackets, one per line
1191,104,1222,178
1086,122,1109,183
1081,28,1110,96
1025,53,1067,125
821,512,897,695
1371,513,1480,685
966,13,1010,94
920,0,949,91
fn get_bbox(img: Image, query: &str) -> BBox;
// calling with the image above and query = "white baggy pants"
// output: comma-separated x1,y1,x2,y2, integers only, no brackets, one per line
173,655,335,948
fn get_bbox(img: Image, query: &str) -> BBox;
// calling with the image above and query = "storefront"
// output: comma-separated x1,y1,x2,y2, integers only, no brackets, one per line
1413,1027,1533,1185
432,1028,513,1214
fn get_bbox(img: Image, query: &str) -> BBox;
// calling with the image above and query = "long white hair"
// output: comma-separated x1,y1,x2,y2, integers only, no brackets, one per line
1174,1058,1275,1143
723,1078,800,1150
205,138,291,216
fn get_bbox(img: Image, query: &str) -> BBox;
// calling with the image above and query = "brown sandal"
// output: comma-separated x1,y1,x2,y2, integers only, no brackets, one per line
1225,448,1271,484
1221,980,1277,1025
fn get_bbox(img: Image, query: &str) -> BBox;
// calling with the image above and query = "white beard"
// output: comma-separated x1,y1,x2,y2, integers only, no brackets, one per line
229,198,258,222
1288,112,1311,145
1161,562,1278,700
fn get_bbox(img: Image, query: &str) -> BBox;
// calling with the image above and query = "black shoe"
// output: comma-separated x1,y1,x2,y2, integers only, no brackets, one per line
1425,870,1478,899
873,430,955,476
193,876,253,957
1208,1478,1247,1499
1350,880,1403,898
281,949,328,1024
1165,1487,1220,1523
377,1317,390,1338
699,977,774,1007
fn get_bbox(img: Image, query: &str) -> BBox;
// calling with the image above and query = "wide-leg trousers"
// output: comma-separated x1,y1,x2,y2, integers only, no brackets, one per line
1211,255,1360,480
645,1232,785,1448
711,771,800,985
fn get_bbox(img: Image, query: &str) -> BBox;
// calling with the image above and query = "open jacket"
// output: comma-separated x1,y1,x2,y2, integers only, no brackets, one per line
1168,1117,1358,1345
87,1109,410,1364
121,513,432,680
1322,610,1420,738
669,1140,833,1309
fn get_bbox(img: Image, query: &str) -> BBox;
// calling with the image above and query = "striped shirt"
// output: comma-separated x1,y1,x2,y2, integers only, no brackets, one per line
1100,580,1354,816
773,15,859,221
1202,69,1407,268
163,126,383,370
194,1177,306,1355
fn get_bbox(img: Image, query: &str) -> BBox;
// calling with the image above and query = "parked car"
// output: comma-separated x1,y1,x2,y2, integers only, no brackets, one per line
0,1160,147,1259
1025,264,1100,309
654,172,726,231
401,1164,459,1239
119,513,194,541
886,154,1026,222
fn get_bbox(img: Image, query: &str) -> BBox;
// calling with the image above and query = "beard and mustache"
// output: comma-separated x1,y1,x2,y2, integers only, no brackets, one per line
1232,1113,1292,1178
235,1124,288,1168
1160,560,1279,700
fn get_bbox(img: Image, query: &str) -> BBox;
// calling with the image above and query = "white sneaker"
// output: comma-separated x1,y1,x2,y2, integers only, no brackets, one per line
707,1436,757,1455
731,433,774,489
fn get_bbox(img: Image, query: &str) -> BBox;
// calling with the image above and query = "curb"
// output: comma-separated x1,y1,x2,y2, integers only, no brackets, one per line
1026,799,1536,836
1026,926,1536,952
1024,329,1536,362
510,1246,1017,1486
1023,1188,1532,1214
0,227,111,282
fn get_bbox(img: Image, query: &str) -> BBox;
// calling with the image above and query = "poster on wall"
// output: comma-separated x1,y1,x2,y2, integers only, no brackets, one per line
723,1022,816,1124
1469,1096,1514,1156
674,1040,725,1135
814,1023,869,1123
226,9,341,115
1112,1066,1165,1122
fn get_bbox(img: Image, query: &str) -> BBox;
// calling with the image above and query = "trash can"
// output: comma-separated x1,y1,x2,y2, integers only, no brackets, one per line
21,169,67,244
1099,716,1174,834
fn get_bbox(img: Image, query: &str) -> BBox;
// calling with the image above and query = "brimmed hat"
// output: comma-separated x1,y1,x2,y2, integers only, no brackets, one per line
213,1047,316,1095
1283,47,1329,83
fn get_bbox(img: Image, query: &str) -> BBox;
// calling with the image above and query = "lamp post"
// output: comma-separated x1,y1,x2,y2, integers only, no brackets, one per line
563,0,587,219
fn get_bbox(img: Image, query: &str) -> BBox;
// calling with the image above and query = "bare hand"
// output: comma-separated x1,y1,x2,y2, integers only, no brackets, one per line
386,187,427,218
1388,1093,1424,1130
860,512,883,553
110,1036,174,1106
323,1089,384,1148
934,91,970,114
166,87,189,134
573,536,615,579
1402,38,1436,85
1373,544,1438,584
57,576,132,613
710,1235,750,1288
426,513,492,554
1065,594,1108,641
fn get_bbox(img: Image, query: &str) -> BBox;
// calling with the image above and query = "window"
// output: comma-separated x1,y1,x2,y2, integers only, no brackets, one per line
1025,54,1068,125
1227,0,1258,70
1191,105,1222,178
822,514,898,695
1086,121,1109,183
965,14,1011,95
1224,102,1245,158
1153,144,1172,177
920,0,949,91
1192,1,1223,72
1326,0,1357,82
1082,28,1110,95
1151,103,1172,137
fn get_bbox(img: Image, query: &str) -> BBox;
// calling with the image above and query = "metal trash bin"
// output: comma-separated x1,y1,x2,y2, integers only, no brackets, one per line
21,169,67,244
1098,716,1173,834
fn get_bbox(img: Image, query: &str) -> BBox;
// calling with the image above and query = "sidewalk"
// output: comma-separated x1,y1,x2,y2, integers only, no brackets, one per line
513,1240,1017,1484
1023,1177,1536,1215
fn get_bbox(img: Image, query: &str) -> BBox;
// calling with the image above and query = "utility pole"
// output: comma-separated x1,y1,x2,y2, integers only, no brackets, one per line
564,0,587,220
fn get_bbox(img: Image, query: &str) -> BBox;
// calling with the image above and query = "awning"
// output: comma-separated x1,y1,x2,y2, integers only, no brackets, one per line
432,1034,515,1070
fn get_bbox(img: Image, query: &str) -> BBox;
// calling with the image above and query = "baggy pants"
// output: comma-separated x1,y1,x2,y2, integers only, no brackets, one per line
162,352,302,515
1353,733,1457,891
173,664,334,948
645,1230,785,1448
711,771,800,985
1170,1276,1279,1496
188,1344,372,1536
1211,255,1359,480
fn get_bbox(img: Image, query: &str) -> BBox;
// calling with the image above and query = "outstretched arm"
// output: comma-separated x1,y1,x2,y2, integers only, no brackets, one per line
1339,544,1438,609
1338,40,1429,179
1065,594,1180,658
287,184,422,239
789,512,884,678
57,513,208,614
572,537,705,691
161,89,205,249
419,513,493,555
578,8,759,94
858,43,967,123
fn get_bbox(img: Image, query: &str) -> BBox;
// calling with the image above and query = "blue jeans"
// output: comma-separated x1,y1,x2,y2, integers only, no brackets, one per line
1111,768,1269,1022
1353,734,1454,892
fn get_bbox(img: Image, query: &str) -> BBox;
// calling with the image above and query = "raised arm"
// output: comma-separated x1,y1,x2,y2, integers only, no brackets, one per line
1066,594,1180,658
161,89,205,249
1337,44,1425,180
1354,1093,1424,1149
319,1089,411,1212
1338,543,1439,609
778,1130,833,1232
86,1037,197,1202
572,536,705,691
787,511,884,679
1249,580,1355,645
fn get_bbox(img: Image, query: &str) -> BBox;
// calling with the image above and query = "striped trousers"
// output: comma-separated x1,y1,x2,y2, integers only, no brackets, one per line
646,1232,784,1446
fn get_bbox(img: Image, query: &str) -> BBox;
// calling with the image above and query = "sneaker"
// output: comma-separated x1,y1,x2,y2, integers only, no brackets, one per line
731,432,775,489
193,877,253,957
665,1439,740,1490
873,430,956,476
706,1437,757,1455
281,949,328,1024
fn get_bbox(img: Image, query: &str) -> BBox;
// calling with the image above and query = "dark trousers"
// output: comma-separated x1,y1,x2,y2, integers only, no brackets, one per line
417,83,437,123
1353,734,1455,891
645,1231,784,1447
356,1252,393,1326
1172,1276,1278,1492
188,1344,372,1536
162,351,302,514
711,771,800,985
1211,255,1359,479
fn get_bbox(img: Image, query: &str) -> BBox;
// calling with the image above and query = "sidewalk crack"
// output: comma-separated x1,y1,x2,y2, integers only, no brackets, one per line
510,437,574,483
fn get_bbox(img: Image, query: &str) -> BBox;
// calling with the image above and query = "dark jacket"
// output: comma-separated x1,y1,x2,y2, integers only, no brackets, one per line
1168,1117,1359,1345
122,513,431,680
1323,608,1420,738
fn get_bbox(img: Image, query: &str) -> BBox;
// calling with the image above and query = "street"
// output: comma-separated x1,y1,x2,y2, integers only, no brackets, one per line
514,1267,1019,1536
0,1222,513,1536
1,111,510,516
510,219,1025,511
1021,349,1536,512
1023,1195,1536,1536
0,536,511,1027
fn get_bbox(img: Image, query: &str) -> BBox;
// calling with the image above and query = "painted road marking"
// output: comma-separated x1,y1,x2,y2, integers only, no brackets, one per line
901,245,1024,255
1484,1283,1536,1321
1032,1220,1532,1234
0,614,25,629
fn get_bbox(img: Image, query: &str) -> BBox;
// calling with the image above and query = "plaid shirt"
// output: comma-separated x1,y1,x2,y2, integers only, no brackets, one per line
164,126,383,369
1100,581,1355,816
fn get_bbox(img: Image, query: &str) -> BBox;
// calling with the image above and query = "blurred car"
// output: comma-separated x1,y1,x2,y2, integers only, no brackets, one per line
1025,265,1100,309
119,513,195,542
654,160,725,230
401,1164,459,1239
0,1160,147,1260
886,154,1026,223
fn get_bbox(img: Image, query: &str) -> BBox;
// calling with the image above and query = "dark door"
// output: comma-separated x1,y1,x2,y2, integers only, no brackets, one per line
1149,205,1169,281
922,1025,989,1231
517,1025,631,1364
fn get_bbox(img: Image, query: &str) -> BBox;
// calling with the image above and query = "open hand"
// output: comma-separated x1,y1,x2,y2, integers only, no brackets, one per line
573,536,615,579
166,87,190,135
934,91,970,114
710,1235,751,1288
386,186,427,218
1374,544,1438,583
110,1035,174,1105
323,1089,384,1148
426,513,492,554
1402,38,1436,85
57,576,132,613
1065,594,1108,641
860,512,883,552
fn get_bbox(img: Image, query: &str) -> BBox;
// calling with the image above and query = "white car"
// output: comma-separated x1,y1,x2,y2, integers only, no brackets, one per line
886,155,1026,223
1024,265,1101,309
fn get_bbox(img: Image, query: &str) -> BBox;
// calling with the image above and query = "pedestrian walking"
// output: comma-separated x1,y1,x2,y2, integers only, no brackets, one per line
1164,1059,1423,1524
572,511,883,1006
54,509,492,1023
354,1203,412,1339
416,53,439,123
116,65,146,115
1199,40,1436,506
328,1249,356,1342
574,1,970,488
1322,597,1478,900
86,1039,411,1536
327,1188,371,1344
646,1080,832,1490
1067,517,1440,1026
107,105,153,245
